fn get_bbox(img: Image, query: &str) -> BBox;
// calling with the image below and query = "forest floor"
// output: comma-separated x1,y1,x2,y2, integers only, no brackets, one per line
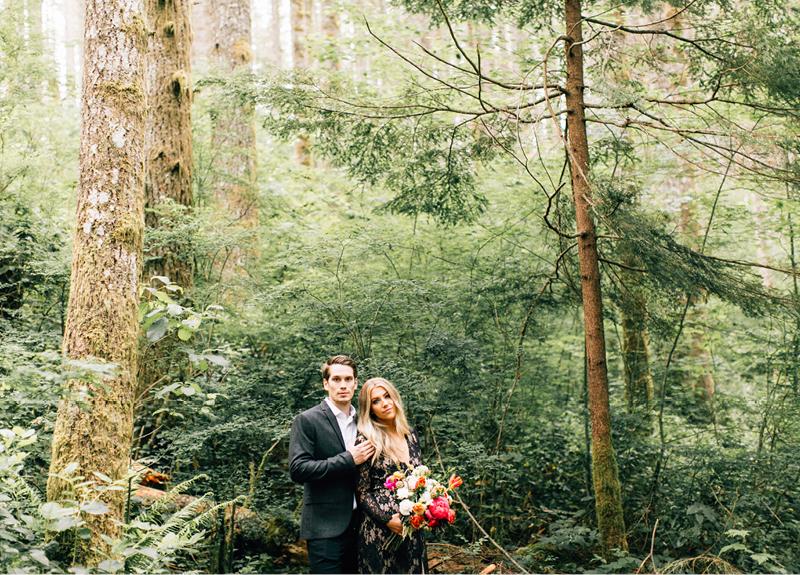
428,543,515,574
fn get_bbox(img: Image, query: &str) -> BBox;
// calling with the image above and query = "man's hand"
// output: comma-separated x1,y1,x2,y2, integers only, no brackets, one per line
387,513,403,535
347,442,375,465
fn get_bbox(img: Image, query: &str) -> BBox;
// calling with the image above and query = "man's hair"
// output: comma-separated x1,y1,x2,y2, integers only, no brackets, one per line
322,355,358,381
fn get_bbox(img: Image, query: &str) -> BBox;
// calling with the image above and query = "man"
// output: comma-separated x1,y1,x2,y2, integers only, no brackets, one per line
289,355,375,573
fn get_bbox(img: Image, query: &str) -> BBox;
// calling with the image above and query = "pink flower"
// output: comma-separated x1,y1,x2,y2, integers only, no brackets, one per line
429,496,450,521
448,509,456,524
384,476,397,490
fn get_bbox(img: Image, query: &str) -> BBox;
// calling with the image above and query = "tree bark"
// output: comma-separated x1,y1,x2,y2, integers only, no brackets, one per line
563,0,627,552
291,0,312,165
144,0,194,290
46,0,147,565
620,260,654,426
207,0,259,234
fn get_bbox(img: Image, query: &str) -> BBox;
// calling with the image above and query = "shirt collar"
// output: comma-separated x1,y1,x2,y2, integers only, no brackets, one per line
325,397,355,419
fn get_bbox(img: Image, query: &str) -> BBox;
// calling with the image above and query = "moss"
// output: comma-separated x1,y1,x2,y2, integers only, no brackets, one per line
98,80,146,116
592,437,628,553
233,39,253,64
171,69,190,99
108,213,143,249
121,13,148,45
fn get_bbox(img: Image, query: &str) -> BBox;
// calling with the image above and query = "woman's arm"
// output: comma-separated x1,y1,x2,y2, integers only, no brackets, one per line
356,442,395,525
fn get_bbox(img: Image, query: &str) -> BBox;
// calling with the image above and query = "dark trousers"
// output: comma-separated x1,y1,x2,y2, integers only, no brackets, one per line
306,512,358,574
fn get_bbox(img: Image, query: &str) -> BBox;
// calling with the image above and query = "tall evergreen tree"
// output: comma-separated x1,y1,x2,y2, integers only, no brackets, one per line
46,0,147,564
144,0,194,289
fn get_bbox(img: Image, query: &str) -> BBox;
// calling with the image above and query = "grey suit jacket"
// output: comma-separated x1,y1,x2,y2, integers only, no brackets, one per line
288,400,357,540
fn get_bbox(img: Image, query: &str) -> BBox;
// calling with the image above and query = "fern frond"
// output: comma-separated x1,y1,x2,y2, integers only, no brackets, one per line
176,495,246,540
134,474,208,524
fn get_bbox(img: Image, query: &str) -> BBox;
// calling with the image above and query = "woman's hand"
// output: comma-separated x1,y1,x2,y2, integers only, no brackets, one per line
386,513,403,535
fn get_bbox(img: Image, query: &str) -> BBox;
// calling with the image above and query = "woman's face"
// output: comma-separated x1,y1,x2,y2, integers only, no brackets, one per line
370,385,396,425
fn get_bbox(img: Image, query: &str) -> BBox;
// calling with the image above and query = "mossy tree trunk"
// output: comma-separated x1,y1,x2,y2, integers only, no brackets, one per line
207,0,258,264
144,0,194,290
564,0,627,552
46,0,147,566
290,0,311,165
620,263,654,427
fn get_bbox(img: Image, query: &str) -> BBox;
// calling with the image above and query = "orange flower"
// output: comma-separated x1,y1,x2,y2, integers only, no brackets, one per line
409,514,425,530
393,471,405,481
449,474,463,489
416,477,426,488
412,503,426,515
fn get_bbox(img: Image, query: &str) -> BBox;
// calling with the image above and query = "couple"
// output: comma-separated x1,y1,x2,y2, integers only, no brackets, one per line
288,355,428,574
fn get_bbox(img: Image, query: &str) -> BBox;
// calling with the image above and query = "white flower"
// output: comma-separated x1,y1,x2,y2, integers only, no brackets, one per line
407,476,418,490
399,499,414,516
420,491,432,506
416,465,430,477
396,487,410,500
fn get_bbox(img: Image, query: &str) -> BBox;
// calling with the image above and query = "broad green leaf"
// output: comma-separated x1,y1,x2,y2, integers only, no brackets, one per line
751,553,776,565
177,327,193,341
92,471,112,483
205,355,229,367
146,317,169,342
155,291,174,304
53,515,81,531
181,385,196,396
98,559,125,573
29,549,50,566
721,543,747,553
81,501,109,515
138,547,159,559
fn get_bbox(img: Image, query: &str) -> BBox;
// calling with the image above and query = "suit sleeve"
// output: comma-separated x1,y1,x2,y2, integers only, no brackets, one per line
288,411,356,483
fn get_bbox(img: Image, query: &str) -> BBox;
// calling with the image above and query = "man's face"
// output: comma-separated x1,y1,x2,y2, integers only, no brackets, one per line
323,364,357,408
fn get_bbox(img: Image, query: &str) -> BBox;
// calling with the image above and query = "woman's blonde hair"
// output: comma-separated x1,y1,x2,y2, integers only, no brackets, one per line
357,378,411,465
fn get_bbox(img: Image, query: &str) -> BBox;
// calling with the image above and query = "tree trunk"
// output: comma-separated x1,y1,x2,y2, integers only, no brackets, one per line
63,0,85,95
563,0,627,552
291,0,312,165
620,261,654,426
144,0,194,290
46,0,147,565
207,0,259,236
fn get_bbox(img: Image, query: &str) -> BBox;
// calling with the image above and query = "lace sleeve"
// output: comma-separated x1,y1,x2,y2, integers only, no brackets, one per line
356,438,394,525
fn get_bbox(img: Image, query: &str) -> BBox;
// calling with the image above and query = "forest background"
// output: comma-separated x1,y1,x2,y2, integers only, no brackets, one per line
1,0,799,572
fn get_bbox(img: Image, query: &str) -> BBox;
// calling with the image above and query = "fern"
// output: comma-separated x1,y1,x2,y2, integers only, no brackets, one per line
133,473,209,524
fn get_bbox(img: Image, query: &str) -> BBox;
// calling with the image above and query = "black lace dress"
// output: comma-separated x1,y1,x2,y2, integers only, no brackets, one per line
355,429,428,574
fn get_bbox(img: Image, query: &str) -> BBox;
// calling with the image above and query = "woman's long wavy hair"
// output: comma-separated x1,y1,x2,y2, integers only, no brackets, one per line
357,378,411,465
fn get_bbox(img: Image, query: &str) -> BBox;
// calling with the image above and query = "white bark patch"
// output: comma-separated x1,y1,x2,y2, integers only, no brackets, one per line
112,126,127,148
98,191,110,204
83,221,92,234
97,225,105,236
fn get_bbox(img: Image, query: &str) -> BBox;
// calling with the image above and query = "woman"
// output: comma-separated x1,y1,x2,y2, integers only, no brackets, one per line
355,377,428,574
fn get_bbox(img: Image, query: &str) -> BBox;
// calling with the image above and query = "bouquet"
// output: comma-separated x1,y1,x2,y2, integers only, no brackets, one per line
383,465,463,551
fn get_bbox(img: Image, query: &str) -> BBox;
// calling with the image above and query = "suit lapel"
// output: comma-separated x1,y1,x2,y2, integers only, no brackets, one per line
321,401,346,451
